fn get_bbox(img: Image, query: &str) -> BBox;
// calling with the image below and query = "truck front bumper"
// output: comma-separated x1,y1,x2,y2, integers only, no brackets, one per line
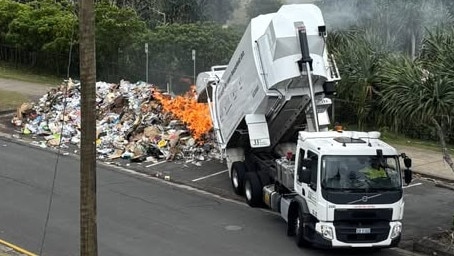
311,221,402,248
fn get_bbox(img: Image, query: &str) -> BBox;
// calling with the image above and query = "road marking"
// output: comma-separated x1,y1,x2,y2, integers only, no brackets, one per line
0,238,37,256
108,165,247,207
192,169,228,182
404,182,423,188
145,161,167,168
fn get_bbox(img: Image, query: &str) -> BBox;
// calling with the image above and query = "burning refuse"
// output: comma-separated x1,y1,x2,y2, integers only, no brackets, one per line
153,85,212,142
10,79,218,163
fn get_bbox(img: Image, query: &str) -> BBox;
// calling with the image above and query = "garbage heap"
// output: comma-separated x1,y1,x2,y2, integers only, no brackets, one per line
11,79,218,164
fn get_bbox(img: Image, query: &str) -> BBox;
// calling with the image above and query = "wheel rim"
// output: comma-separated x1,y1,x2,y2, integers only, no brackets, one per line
295,214,301,237
232,169,239,188
245,181,252,201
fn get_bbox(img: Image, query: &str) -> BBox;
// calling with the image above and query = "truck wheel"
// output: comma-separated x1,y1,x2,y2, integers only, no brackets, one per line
295,208,312,247
287,207,297,236
244,172,262,207
231,162,246,195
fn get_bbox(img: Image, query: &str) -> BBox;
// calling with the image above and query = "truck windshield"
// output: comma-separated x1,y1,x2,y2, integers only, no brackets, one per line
321,155,402,191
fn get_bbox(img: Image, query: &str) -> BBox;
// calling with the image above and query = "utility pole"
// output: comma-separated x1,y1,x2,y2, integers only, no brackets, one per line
79,0,98,255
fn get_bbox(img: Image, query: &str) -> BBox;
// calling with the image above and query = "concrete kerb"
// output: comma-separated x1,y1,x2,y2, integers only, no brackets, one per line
0,109,15,116
413,234,454,256
408,171,454,256
390,247,428,256
435,182,454,191
413,172,454,191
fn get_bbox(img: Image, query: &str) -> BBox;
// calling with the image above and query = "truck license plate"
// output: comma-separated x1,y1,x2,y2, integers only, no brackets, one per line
356,228,371,234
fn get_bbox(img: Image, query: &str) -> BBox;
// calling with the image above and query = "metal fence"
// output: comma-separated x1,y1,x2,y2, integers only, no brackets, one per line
0,43,207,95
0,44,76,78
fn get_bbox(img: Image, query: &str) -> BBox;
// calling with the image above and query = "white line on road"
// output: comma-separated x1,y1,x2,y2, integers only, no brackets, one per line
192,169,228,182
107,164,247,207
404,182,423,188
146,161,167,168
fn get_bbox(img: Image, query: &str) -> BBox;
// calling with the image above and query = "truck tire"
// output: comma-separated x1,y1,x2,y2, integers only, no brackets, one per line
287,206,298,236
231,162,246,195
295,208,312,247
244,172,262,207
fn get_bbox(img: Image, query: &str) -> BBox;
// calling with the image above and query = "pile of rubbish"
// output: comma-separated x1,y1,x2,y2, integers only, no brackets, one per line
11,79,219,164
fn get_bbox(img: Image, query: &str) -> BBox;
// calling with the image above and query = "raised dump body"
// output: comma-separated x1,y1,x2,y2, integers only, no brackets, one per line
196,4,340,152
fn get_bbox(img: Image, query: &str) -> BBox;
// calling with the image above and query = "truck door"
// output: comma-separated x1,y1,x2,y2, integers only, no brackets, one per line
295,149,319,217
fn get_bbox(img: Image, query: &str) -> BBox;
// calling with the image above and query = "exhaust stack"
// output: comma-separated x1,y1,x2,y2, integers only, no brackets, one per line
297,25,313,71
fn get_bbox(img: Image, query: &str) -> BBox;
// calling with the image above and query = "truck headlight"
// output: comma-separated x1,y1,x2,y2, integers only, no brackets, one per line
390,223,402,239
321,225,334,240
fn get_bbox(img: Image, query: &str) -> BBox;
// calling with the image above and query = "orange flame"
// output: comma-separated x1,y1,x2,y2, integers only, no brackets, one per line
154,85,212,141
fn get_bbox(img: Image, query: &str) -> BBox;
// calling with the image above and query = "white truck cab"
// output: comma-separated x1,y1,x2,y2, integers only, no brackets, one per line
282,130,408,247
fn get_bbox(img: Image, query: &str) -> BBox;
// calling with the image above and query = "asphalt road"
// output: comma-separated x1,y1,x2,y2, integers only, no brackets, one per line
111,145,454,253
1,136,442,256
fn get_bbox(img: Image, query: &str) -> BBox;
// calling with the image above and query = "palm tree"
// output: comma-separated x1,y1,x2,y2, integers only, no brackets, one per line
324,1,454,172
419,28,454,171
377,32,454,172
421,29,454,81
326,0,454,132
328,29,386,130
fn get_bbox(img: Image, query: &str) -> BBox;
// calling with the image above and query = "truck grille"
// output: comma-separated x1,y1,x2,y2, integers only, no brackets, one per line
334,209,392,243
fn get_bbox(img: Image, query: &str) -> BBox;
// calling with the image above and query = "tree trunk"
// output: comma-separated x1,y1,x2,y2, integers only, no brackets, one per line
432,117,454,172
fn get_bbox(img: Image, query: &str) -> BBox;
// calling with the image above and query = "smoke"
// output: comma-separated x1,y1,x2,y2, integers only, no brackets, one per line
284,0,317,3
314,0,453,32
231,0,453,35
418,0,453,28
281,0,370,30
318,0,364,30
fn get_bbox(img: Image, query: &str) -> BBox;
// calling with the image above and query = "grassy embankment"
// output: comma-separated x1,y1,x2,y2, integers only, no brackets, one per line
381,131,454,153
0,64,61,111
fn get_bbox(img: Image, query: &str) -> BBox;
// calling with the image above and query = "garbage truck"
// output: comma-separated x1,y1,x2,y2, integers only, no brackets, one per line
196,4,413,248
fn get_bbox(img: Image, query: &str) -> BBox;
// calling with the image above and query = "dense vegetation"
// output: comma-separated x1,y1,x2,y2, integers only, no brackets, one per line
321,0,454,170
1,0,454,160
0,0,243,91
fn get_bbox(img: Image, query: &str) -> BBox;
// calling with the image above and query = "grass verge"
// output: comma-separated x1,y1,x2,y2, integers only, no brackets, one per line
381,131,437,147
0,89,29,112
381,130,454,153
0,63,62,112
0,62,61,85
339,123,453,153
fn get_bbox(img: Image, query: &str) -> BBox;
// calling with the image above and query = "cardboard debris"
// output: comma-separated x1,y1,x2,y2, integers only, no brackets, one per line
11,79,219,163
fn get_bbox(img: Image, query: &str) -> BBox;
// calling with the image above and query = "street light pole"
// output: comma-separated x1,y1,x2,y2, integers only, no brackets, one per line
192,49,196,84
145,43,148,84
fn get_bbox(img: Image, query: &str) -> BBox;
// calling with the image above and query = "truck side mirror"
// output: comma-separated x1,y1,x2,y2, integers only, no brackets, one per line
400,153,412,168
404,157,412,168
404,168,412,185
